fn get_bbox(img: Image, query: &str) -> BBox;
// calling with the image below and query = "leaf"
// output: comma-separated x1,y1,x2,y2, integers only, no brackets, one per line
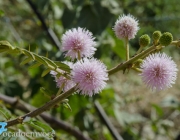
22,49,35,60
61,99,69,103
33,53,49,66
54,61,71,72
0,107,12,120
77,3,113,34
0,134,9,140
41,56,57,68
151,122,158,132
0,10,4,17
63,102,72,112
27,121,45,132
33,120,54,132
114,110,146,126
161,95,180,108
10,47,22,54
111,39,126,59
161,120,174,129
40,87,53,99
27,120,54,133
0,49,8,53
151,104,164,118
41,68,51,77
20,57,32,65
29,62,42,69
0,41,14,50
31,91,50,107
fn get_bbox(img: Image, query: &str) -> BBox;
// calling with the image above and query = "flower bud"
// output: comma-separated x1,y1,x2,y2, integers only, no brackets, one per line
152,31,161,42
139,34,151,47
159,32,173,46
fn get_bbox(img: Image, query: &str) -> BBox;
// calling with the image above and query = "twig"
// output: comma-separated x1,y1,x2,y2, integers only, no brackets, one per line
26,0,61,49
6,85,77,127
94,101,124,140
108,45,156,75
0,94,91,140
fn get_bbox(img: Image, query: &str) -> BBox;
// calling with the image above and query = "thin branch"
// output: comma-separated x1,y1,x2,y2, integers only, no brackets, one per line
94,101,124,140
26,0,61,49
0,94,91,140
6,85,77,127
108,44,157,75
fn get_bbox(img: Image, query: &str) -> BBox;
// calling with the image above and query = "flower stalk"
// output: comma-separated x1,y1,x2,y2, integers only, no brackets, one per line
125,38,129,60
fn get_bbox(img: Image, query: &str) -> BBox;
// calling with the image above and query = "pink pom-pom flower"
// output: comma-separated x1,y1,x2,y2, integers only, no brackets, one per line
140,53,178,90
50,62,75,92
113,14,139,40
61,27,96,60
72,58,109,96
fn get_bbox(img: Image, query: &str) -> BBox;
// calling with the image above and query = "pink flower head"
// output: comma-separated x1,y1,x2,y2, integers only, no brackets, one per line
72,58,109,96
61,27,96,60
113,14,139,40
50,62,75,92
140,53,178,90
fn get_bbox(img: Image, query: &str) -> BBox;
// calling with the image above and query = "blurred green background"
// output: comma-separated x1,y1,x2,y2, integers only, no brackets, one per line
0,0,180,140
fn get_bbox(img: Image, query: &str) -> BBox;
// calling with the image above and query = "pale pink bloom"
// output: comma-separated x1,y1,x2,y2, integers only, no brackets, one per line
140,53,178,90
114,14,139,40
50,62,75,92
61,27,96,60
72,58,109,96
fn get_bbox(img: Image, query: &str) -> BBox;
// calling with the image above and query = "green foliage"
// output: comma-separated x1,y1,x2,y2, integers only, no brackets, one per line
0,9,4,17
0,106,12,120
26,119,55,134
62,102,72,112
31,91,50,107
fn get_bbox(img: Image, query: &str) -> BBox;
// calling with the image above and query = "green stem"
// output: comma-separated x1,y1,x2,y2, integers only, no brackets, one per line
56,82,65,96
136,46,143,54
78,51,81,60
132,67,142,73
171,41,179,46
108,45,157,75
125,38,129,60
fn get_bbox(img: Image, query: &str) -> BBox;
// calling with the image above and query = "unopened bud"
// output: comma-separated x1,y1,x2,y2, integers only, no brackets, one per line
152,31,161,42
139,34,151,47
159,32,173,46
